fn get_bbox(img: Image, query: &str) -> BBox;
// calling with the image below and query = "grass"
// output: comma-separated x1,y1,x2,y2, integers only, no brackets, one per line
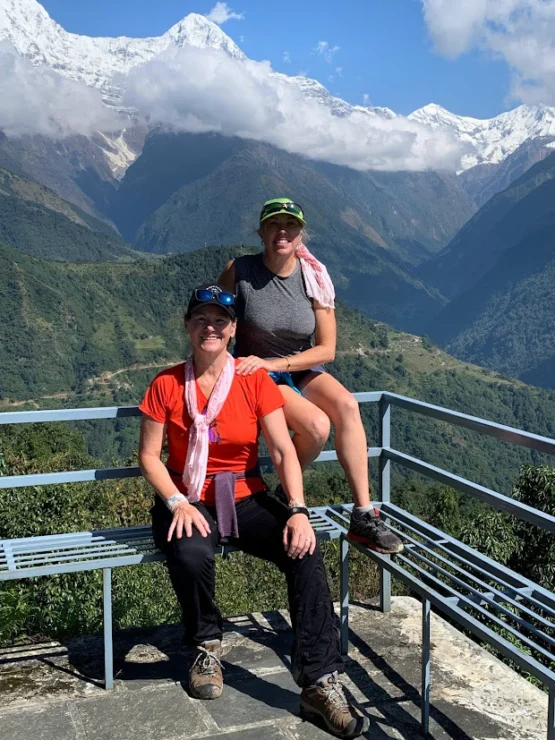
134,336,166,350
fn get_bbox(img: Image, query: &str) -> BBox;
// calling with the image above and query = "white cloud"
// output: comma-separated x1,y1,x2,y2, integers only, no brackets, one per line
0,43,120,138
283,51,291,63
206,2,245,25
124,46,466,172
363,93,371,106
314,41,340,63
422,0,555,104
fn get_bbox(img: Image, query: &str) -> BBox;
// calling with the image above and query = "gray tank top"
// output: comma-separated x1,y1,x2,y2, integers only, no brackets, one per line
234,254,315,359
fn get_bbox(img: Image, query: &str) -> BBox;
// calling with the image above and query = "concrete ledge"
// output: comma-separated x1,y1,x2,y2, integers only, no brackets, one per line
0,597,549,739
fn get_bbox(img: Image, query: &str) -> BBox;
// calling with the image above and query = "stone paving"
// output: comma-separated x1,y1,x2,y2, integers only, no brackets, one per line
0,597,549,739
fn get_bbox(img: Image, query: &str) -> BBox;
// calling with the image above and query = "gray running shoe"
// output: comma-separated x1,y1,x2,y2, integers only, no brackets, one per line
348,507,404,554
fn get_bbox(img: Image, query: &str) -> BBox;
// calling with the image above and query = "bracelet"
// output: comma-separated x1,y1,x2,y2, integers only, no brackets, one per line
288,505,310,519
166,493,187,512
285,355,291,372
288,499,306,508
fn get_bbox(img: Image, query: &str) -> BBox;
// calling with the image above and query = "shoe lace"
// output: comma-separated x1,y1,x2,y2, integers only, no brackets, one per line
321,673,350,711
364,508,388,532
192,645,223,675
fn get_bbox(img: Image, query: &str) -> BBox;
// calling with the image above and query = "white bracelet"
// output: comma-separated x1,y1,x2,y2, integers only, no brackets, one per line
166,493,187,512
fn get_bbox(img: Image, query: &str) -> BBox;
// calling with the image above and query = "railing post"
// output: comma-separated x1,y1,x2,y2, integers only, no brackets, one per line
103,567,114,690
548,689,554,740
379,395,391,612
339,535,349,656
422,599,431,736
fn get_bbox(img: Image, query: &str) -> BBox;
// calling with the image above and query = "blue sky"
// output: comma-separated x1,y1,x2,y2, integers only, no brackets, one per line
40,0,511,119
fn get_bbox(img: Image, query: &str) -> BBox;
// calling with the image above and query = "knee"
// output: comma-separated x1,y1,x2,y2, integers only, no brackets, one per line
169,538,215,579
305,412,331,447
336,392,362,424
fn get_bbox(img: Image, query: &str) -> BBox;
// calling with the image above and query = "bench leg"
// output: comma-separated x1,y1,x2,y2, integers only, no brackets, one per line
379,559,391,612
548,689,554,740
339,535,349,656
421,599,431,736
103,567,114,690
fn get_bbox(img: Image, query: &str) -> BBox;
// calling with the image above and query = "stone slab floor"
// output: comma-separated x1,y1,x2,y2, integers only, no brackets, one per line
0,597,549,740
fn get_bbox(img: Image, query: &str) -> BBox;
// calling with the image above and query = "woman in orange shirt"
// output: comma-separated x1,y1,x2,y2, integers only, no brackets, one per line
138,283,368,739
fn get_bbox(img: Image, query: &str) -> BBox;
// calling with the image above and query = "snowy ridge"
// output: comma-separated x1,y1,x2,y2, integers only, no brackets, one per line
409,103,555,170
0,0,244,104
2,0,555,175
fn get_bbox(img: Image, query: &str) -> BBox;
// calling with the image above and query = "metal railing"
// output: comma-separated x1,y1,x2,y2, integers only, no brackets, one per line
1,391,554,738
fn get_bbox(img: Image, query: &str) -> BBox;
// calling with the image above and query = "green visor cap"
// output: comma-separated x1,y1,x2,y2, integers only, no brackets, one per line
259,198,306,226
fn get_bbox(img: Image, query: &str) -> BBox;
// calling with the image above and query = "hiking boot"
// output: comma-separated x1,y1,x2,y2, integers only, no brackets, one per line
189,639,223,700
348,507,404,554
300,672,369,738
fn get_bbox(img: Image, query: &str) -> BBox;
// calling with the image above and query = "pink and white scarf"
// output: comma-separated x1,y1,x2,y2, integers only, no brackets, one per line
182,352,235,502
295,243,336,309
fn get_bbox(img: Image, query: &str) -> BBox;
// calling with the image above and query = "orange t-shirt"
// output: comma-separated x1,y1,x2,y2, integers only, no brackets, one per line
139,361,285,505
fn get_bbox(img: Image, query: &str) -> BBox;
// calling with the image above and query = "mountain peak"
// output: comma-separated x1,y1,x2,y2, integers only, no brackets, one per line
0,0,244,103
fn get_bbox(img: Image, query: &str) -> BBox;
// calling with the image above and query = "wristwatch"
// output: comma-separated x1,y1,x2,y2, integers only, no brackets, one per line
287,506,310,519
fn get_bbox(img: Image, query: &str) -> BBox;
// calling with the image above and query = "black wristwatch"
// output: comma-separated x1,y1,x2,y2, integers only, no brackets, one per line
288,506,310,519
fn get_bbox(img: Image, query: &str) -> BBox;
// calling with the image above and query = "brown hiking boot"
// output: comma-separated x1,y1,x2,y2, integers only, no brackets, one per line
300,672,369,738
189,639,223,700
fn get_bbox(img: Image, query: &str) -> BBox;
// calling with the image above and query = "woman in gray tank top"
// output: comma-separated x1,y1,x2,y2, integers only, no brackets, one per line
218,198,403,555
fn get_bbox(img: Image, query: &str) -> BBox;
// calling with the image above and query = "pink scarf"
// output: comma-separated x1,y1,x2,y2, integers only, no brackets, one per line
182,352,235,502
295,243,335,309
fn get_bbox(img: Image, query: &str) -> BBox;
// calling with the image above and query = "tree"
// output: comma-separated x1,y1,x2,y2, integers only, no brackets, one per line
509,465,555,589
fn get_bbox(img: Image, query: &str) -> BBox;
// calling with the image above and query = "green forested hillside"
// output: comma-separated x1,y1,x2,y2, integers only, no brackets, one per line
0,168,137,261
428,218,555,388
3,243,555,497
421,150,555,300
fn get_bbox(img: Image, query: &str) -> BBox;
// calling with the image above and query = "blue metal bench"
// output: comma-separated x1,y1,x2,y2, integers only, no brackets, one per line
0,509,349,691
1,392,554,738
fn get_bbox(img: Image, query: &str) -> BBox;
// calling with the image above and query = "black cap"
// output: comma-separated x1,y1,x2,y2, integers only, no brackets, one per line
186,283,236,319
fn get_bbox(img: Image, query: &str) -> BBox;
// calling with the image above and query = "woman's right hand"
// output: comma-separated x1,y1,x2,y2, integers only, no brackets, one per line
167,501,211,541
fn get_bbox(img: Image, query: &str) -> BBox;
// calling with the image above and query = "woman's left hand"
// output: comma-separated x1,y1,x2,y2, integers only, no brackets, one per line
283,514,316,559
236,356,275,375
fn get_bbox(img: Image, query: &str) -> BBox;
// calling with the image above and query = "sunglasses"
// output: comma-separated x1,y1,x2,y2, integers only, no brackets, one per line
194,287,235,306
260,201,304,221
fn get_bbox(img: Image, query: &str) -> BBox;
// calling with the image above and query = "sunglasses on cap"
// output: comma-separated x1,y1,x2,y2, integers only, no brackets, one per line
194,287,235,306
260,201,305,223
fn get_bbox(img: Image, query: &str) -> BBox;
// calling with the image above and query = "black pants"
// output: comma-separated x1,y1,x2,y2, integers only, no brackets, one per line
151,489,344,687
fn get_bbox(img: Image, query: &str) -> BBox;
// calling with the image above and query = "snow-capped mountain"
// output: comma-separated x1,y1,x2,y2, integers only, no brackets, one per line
2,0,555,179
409,103,555,171
0,0,244,105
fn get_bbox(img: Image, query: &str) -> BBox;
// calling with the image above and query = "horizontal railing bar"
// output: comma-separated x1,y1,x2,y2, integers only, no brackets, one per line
384,392,555,456
0,466,142,489
0,406,142,425
396,553,555,665
385,449,555,533
349,541,555,690
0,396,381,426
0,452,382,491
380,509,555,631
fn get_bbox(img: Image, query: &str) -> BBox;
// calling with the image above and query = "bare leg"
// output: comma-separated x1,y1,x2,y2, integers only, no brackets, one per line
278,385,331,470
300,373,371,507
